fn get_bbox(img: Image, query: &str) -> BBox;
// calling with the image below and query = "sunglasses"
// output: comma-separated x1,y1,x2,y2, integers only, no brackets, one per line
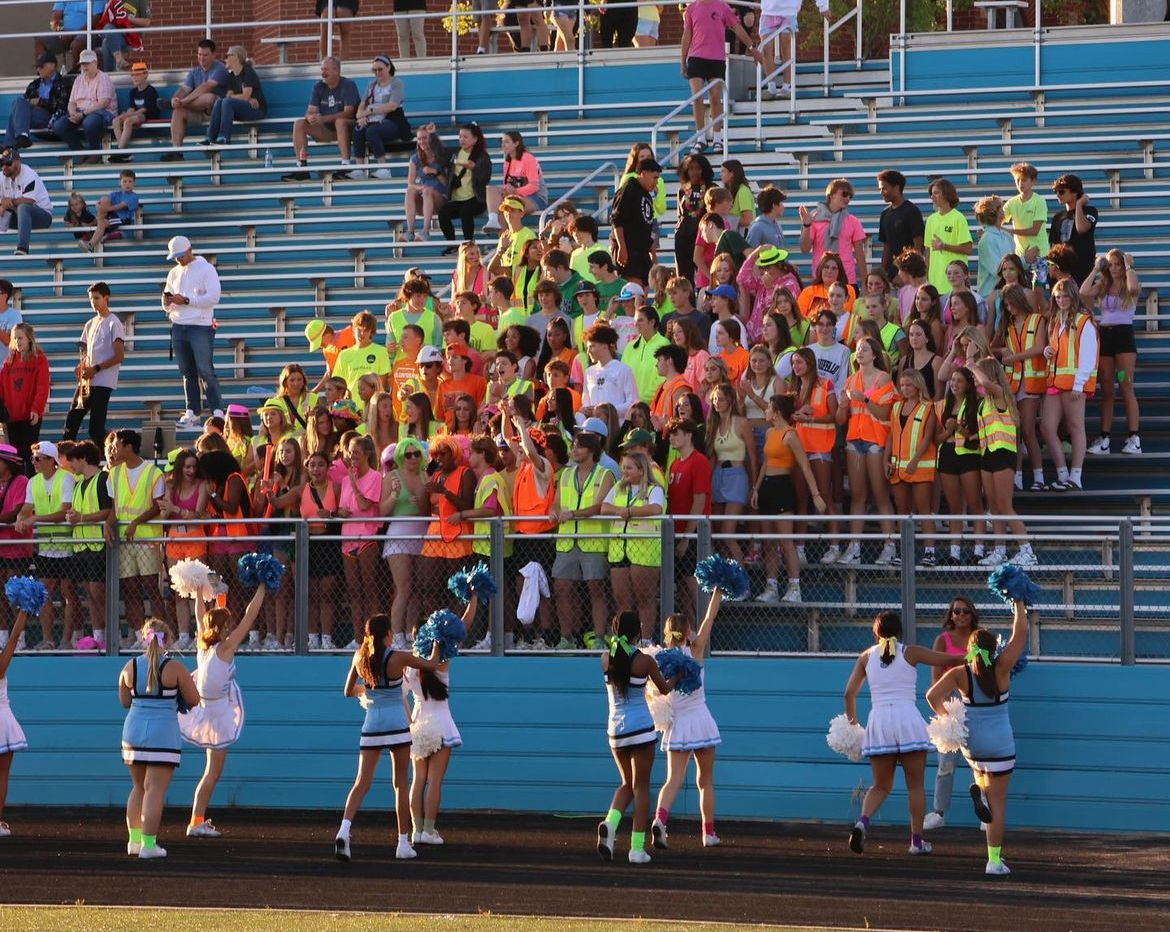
839,192,852,199
422,361,442,368
403,450,422,459
952,607,972,615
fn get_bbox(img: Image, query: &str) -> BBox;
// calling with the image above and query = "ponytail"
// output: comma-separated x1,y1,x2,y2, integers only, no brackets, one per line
606,611,642,697
873,611,902,667
356,614,392,686
142,619,169,693
661,612,688,647
420,670,449,701
969,628,1000,699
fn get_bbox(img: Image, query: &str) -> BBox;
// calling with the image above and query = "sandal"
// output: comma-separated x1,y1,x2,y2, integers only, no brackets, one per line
1028,480,1047,491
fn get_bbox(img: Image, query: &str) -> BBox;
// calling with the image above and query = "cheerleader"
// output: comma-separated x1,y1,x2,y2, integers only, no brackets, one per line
0,610,29,836
927,593,1029,875
597,610,678,865
651,588,723,850
405,592,478,846
119,618,199,859
336,614,443,862
842,612,963,856
180,583,267,839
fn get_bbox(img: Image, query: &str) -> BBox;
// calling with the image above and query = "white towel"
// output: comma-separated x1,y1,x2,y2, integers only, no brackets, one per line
516,561,549,626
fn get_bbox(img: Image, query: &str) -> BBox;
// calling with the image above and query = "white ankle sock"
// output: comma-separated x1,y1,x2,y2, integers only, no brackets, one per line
339,819,351,836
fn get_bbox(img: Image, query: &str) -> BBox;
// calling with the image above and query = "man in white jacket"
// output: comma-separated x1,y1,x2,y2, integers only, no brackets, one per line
759,0,831,100
162,235,224,429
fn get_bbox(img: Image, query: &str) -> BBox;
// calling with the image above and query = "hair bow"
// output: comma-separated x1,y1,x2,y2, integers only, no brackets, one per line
877,635,897,654
965,643,993,667
149,630,166,647
583,632,635,657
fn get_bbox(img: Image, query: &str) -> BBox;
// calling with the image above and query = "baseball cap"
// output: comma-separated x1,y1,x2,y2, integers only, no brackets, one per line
620,428,655,450
329,399,362,422
499,195,525,213
162,447,183,473
166,235,192,260
494,433,509,449
445,343,471,359
579,416,609,439
33,441,59,464
574,280,599,297
0,147,16,166
617,282,645,302
417,345,444,366
35,53,56,69
304,318,328,351
78,49,98,65
131,62,149,74
405,266,432,281
757,245,789,267
708,284,737,301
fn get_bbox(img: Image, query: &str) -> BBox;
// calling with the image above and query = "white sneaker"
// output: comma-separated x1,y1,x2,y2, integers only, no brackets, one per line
395,839,417,859
875,542,897,566
262,635,280,652
334,833,351,862
345,639,359,651
531,637,549,651
308,634,321,649
978,548,1006,567
126,841,140,855
651,819,668,849
702,833,721,847
908,840,933,855
820,544,841,564
1087,436,1110,455
471,634,492,651
391,633,409,651
175,411,201,430
597,820,615,861
212,409,224,420
320,635,336,650
349,169,368,180
175,634,193,651
837,545,861,565
985,859,1011,875
372,167,392,180
757,584,779,604
922,812,945,831
138,845,168,860
483,217,501,233
1013,472,1023,491
781,583,802,604
1121,435,1142,455
186,820,221,838
415,830,444,845
628,847,651,863
1009,548,1037,567
283,634,293,650
32,640,55,651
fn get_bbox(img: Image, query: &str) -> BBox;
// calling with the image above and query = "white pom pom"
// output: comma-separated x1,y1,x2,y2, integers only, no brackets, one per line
826,713,865,762
169,559,212,600
927,697,969,754
356,692,373,710
410,715,444,759
639,645,673,731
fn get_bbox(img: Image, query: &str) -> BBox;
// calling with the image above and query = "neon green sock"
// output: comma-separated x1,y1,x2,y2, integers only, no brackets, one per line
605,808,622,831
128,827,142,845
987,844,1002,865
142,834,157,850
631,830,646,852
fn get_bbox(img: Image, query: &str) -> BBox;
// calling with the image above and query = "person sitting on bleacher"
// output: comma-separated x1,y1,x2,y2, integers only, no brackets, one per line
201,45,266,147
163,38,228,161
82,168,138,252
35,2,104,72
281,56,360,181
49,49,116,164
108,62,159,162
5,54,73,151
0,147,54,257
96,0,151,73
353,55,411,180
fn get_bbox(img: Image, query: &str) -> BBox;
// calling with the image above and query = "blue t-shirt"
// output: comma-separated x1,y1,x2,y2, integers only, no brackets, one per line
746,216,784,249
54,2,104,32
0,308,24,365
310,78,360,117
183,62,230,98
108,190,139,223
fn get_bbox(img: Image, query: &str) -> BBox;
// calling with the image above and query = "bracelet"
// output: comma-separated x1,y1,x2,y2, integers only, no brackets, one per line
802,223,812,228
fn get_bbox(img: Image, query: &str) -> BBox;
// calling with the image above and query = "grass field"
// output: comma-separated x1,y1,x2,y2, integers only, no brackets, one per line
0,908,873,932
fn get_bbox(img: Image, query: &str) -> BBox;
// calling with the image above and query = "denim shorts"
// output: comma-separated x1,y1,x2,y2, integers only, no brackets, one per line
636,17,660,39
848,439,883,456
711,464,749,505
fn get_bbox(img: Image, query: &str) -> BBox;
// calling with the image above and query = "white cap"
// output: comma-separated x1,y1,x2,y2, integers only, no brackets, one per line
417,345,445,366
166,235,192,260
33,441,59,464
617,282,646,301
78,49,98,64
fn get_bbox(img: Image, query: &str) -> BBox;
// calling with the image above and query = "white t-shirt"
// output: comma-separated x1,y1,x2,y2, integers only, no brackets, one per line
582,358,639,421
777,341,852,400
0,164,53,213
24,470,76,558
82,313,126,390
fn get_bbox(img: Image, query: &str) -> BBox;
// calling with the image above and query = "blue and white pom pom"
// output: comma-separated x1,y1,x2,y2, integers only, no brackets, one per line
994,635,1030,678
825,713,865,762
694,555,751,601
237,552,286,591
987,564,1041,606
448,562,497,605
654,646,703,696
4,576,48,616
927,697,969,754
413,609,466,662
169,558,212,600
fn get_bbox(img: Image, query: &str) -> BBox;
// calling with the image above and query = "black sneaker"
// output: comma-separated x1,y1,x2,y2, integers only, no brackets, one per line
107,153,133,163
160,151,184,162
14,134,32,149
282,169,310,182
198,138,214,146
848,822,865,854
969,783,993,823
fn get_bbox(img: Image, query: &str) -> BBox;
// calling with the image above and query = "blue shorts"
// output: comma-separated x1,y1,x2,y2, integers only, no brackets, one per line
711,464,749,506
848,439,883,456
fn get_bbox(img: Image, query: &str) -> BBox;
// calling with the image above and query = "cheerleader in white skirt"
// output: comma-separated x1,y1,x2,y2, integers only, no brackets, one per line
843,611,965,857
651,588,724,851
0,611,29,837
404,592,477,847
180,583,266,839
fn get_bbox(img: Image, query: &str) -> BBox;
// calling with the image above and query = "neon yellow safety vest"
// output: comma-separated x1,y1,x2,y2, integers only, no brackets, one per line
71,471,106,552
977,397,1018,454
388,308,440,358
935,397,979,457
555,463,608,553
472,471,512,558
30,470,70,541
112,461,164,539
606,484,662,567
505,379,533,399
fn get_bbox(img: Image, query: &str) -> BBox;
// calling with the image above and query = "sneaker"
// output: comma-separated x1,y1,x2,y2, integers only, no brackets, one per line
126,841,140,855
308,634,321,650
920,552,937,568
348,169,367,180
969,783,993,823
335,833,351,862
820,544,841,565
922,812,945,830
138,845,168,859
1121,435,1142,455
757,583,780,604
597,820,614,861
470,634,491,651
875,542,897,566
13,249,29,257
848,822,865,854
702,833,721,847
320,635,336,650
32,640,55,651
530,637,549,651
283,634,293,650
555,637,576,651
985,859,1011,876
415,830,444,845
262,635,280,652
160,152,185,162
175,411,201,430
628,848,651,863
215,136,228,145
186,820,221,838
391,633,409,651
175,634,193,651
838,545,861,566
0,822,9,837
198,138,214,146
511,639,530,652
651,819,668,849
372,168,392,180
908,840,933,855
14,134,31,149
345,639,359,651
1087,436,1110,455
1013,473,1023,491
978,549,1006,567
482,217,501,233
281,169,310,182
396,839,417,860
1009,548,1037,567
780,583,801,604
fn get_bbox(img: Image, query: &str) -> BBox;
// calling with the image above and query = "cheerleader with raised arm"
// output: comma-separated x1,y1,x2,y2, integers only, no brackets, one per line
405,592,478,846
597,610,678,865
180,582,267,839
842,612,963,857
119,618,200,860
0,610,29,836
335,614,443,863
928,591,1029,875
651,588,723,850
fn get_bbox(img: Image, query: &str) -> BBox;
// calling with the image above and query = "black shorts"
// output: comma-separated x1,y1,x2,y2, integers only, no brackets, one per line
937,444,982,476
72,549,106,584
980,448,1016,474
316,0,359,13
34,553,72,582
0,555,31,572
686,56,725,82
513,534,555,576
674,539,696,579
618,251,652,286
308,537,342,579
1099,323,1136,358
758,474,796,515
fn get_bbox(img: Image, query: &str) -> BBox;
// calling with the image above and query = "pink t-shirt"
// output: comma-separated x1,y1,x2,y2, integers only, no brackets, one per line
339,466,384,555
685,0,738,61
808,212,867,284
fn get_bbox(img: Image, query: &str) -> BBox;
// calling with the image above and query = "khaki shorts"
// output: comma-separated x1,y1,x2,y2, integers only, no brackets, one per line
119,541,161,579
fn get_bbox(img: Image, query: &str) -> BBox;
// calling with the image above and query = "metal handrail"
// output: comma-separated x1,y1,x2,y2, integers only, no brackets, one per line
650,78,729,168
823,0,864,96
536,161,620,234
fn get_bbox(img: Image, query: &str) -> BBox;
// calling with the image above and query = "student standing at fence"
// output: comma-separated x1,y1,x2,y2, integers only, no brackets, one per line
995,284,1047,492
600,451,664,644
302,452,342,650
338,435,383,643
381,438,426,651
64,441,112,651
197,449,250,628
16,442,75,651
934,367,985,566
885,369,938,566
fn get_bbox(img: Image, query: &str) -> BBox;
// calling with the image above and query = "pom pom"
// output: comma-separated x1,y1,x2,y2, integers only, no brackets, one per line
4,576,47,616
413,609,466,662
447,562,497,605
926,697,969,753
826,713,865,762
987,564,1042,606
169,558,212,600
654,646,703,696
693,555,750,601
410,714,444,759
993,635,1029,679
357,691,373,710
237,552,286,591
639,645,673,731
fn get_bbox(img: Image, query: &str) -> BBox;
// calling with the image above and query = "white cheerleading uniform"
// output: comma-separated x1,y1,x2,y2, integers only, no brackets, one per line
403,667,462,757
660,665,721,753
179,646,246,750
0,677,27,755
861,644,932,758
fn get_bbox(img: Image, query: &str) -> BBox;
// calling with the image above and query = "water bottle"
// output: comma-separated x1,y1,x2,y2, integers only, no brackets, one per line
264,148,273,170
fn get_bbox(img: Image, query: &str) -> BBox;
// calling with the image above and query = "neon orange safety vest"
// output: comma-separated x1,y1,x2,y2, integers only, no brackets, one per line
650,374,689,430
1006,312,1047,395
888,399,936,484
845,371,895,446
512,459,557,534
795,380,835,454
1047,312,1098,394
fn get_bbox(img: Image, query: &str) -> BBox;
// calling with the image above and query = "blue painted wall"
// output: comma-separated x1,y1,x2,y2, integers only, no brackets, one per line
7,657,1168,832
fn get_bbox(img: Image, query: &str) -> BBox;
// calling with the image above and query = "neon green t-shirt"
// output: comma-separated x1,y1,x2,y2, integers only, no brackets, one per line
1003,192,1049,258
621,332,669,404
730,184,755,225
924,209,972,294
468,320,496,355
333,342,391,391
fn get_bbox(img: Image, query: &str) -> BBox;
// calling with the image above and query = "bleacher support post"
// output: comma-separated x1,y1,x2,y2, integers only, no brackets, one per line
696,520,713,633
294,521,310,655
900,518,916,644
489,518,505,657
660,521,675,618
1119,517,1135,666
104,534,120,656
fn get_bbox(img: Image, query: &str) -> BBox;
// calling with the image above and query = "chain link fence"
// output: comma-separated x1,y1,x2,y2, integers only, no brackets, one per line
0,513,1156,664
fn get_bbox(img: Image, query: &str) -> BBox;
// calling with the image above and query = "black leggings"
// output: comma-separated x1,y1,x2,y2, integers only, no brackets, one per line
598,7,637,47
438,197,486,243
6,418,41,477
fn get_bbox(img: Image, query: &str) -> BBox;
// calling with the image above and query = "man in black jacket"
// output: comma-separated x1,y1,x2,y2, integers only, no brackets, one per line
5,55,73,149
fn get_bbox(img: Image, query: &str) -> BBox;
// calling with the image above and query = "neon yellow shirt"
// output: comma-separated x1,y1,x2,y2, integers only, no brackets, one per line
1003,192,1049,258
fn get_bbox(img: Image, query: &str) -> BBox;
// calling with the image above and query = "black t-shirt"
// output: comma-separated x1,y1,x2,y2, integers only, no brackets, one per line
877,199,925,278
1049,205,1098,285
229,64,267,114
612,177,655,255
127,84,160,120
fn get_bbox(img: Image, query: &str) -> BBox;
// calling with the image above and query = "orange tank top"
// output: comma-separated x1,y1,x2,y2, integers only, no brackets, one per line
763,427,796,470
300,480,338,534
512,458,557,534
